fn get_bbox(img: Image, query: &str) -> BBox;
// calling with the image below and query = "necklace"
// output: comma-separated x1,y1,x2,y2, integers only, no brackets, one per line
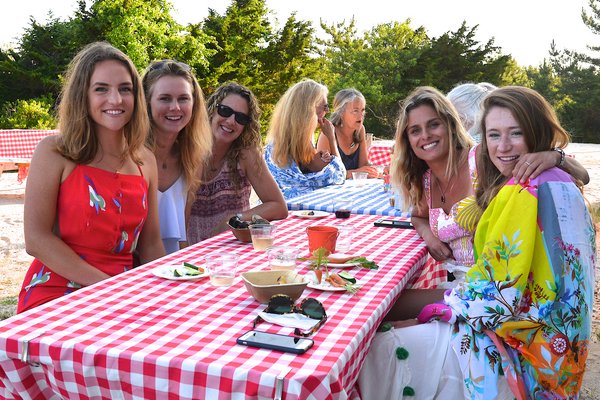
162,160,167,170
433,174,456,204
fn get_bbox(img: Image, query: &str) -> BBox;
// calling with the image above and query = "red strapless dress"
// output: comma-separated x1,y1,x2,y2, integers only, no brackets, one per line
17,164,148,312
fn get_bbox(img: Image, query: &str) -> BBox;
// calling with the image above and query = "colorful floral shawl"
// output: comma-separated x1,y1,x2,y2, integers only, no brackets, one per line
445,168,595,399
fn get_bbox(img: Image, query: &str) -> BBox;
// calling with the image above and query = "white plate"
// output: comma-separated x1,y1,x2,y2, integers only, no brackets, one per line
326,262,361,268
152,264,208,281
308,279,361,292
291,210,330,219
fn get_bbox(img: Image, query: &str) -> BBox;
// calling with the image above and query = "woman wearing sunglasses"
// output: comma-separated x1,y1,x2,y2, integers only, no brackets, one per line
187,82,287,243
264,79,346,199
142,60,212,254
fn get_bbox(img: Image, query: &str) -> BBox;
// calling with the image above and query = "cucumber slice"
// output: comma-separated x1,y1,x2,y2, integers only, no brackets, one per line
338,271,356,283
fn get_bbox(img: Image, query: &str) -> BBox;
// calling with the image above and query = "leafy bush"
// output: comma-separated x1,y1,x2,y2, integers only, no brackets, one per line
0,95,56,129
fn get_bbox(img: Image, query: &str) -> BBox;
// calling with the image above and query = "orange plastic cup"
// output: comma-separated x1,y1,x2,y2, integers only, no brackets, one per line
306,226,339,254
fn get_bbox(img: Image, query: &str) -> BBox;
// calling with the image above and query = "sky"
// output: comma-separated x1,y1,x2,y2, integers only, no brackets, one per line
0,0,597,68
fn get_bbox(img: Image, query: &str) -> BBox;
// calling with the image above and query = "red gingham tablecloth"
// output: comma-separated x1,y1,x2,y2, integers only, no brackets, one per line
0,129,58,182
367,141,393,166
0,129,57,162
0,214,430,400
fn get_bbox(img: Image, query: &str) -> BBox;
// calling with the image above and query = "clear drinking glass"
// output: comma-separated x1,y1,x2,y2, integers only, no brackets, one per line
205,253,239,287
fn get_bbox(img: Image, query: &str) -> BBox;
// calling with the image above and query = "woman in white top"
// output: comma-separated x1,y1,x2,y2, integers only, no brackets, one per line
142,60,212,253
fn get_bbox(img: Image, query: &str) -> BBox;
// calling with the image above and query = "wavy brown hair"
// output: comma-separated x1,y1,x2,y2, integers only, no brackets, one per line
56,41,149,164
391,86,473,212
476,86,571,209
205,82,262,188
266,79,327,167
142,60,212,195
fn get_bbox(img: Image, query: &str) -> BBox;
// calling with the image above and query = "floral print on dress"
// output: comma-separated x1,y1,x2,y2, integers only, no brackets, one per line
264,143,346,200
85,175,106,214
445,168,594,399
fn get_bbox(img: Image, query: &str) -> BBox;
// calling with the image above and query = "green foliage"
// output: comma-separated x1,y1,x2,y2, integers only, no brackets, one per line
0,95,57,129
0,0,598,142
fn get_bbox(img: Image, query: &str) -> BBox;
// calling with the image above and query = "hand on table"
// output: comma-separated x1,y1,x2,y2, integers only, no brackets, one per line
351,165,379,179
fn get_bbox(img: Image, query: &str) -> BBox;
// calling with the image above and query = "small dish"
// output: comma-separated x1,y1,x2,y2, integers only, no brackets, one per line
307,279,361,292
291,210,329,219
327,253,355,263
228,223,252,243
326,262,361,269
152,264,208,281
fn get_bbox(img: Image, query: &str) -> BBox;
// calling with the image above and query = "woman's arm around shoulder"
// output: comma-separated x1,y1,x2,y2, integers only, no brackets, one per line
239,147,289,222
513,150,589,185
137,147,166,263
24,136,112,286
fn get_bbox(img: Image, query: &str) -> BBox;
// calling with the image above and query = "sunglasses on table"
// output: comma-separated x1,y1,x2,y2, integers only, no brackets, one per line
216,104,251,125
253,294,327,337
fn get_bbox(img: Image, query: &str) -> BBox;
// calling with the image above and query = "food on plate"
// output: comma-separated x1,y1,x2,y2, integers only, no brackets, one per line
302,211,315,216
174,262,205,277
327,253,355,263
325,273,347,287
338,271,356,284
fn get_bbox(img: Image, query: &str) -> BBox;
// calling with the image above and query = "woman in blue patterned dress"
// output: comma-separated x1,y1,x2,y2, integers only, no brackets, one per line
264,79,346,199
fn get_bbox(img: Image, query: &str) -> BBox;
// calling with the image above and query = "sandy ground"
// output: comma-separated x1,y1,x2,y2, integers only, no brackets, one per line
1,142,600,397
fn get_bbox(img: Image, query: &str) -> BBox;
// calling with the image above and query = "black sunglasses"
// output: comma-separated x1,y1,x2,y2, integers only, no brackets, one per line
253,294,327,337
216,104,251,125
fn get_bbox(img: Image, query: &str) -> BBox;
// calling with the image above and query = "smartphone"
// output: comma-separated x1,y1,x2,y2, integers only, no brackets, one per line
374,218,414,229
237,330,314,354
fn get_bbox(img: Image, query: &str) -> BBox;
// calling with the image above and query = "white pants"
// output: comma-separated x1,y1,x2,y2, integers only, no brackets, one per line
358,322,465,400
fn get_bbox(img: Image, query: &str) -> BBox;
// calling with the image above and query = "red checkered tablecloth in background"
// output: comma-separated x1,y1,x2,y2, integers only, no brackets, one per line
0,214,430,400
368,142,393,166
0,129,57,161
0,129,58,182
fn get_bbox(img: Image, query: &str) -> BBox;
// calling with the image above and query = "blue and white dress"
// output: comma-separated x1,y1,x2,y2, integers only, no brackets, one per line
264,143,346,200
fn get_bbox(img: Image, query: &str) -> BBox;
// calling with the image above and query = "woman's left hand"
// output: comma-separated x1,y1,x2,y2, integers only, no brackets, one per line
513,152,557,183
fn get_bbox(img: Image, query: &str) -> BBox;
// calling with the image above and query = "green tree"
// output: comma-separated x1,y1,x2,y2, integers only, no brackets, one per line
0,95,57,129
198,0,320,129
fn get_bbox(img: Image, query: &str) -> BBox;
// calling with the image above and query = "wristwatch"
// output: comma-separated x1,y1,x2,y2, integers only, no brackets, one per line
552,147,565,167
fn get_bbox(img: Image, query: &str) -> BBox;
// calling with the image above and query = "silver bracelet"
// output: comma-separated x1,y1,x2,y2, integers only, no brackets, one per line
552,147,565,167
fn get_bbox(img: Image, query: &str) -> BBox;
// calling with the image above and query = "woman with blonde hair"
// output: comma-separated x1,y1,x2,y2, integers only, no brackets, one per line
265,79,346,199
18,42,165,312
142,60,212,253
187,82,287,242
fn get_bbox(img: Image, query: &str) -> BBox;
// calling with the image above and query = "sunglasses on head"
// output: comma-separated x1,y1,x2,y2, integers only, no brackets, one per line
253,294,327,337
216,104,251,125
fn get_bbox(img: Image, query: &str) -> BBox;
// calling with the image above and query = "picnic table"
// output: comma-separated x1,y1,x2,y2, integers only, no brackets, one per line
367,140,393,166
0,129,57,182
0,213,434,399
287,178,410,218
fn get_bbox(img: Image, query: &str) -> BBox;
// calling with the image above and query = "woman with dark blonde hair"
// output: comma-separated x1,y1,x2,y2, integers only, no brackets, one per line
265,78,346,199
18,42,165,313
359,86,594,399
142,60,212,253
187,82,287,243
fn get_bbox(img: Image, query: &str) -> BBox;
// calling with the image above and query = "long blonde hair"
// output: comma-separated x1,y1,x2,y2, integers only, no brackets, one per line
267,79,327,167
391,86,473,212
476,86,571,209
56,41,149,164
142,60,212,195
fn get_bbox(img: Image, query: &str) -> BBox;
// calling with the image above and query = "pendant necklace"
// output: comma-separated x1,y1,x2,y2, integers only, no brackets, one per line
434,174,456,204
